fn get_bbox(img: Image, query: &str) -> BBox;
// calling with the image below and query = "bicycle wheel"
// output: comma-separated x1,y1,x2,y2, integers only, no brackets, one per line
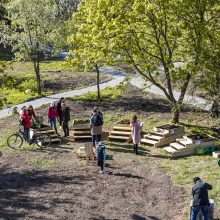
34,133,51,148
7,134,23,150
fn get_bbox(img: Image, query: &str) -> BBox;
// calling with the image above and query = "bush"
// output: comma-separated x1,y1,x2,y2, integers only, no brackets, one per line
18,78,38,93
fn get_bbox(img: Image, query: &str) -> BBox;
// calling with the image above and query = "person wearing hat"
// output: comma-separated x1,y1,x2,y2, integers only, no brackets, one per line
97,141,106,174
48,102,59,135
191,176,213,220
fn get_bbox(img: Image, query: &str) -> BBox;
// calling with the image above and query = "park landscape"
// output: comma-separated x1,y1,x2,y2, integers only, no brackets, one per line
0,0,220,220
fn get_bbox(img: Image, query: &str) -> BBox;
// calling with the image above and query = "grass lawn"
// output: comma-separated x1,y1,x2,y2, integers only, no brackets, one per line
1,61,112,107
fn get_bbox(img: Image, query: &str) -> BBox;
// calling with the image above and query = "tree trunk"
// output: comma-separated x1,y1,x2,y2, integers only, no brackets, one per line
172,103,180,124
34,61,41,95
95,64,100,101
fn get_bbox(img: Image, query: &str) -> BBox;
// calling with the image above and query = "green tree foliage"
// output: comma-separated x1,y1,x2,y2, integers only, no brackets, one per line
0,0,60,95
68,1,114,101
69,0,220,123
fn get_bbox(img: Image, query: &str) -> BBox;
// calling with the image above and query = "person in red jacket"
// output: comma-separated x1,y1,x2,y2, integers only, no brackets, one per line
48,102,59,135
27,105,36,120
20,106,31,140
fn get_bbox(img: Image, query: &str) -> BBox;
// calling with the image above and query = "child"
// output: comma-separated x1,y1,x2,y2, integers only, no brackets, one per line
97,141,106,174
27,105,36,120
130,115,143,155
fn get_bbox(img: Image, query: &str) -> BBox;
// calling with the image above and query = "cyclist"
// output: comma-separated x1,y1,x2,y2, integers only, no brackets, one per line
20,106,31,141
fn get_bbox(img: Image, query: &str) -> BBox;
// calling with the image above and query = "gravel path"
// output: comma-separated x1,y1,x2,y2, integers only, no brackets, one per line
0,67,125,119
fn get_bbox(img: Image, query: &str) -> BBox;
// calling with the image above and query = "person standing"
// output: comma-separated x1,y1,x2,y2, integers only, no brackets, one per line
27,105,36,120
130,115,143,155
191,176,213,220
90,108,103,147
61,103,70,137
97,141,106,174
20,106,31,141
48,102,59,135
56,97,65,128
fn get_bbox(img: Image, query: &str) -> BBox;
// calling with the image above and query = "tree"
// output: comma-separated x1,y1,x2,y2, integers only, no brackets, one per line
67,2,113,101
71,0,219,123
0,0,60,95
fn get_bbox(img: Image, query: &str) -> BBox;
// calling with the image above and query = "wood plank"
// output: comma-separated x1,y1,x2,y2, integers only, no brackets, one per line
170,142,186,150
72,135,92,139
113,126,132,131
144,134,163,140
108,135,130,140
72,130,91,135
163,147,177,154
141,139,158,145
110,131,131,136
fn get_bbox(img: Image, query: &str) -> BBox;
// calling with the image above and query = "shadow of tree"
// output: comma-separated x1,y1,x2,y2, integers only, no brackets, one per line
0,165,94,219
130,214,161,220
108,142,149,156
110,173,144,180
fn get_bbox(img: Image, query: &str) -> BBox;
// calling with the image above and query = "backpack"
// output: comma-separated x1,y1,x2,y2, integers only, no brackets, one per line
93,114,103,126
19,119,26,126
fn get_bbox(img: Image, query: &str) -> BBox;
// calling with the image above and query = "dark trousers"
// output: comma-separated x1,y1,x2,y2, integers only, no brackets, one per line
62,122,69,137
23,128,30,141
191,205,209,220
92,134,101,147
133,144,138,154
98,160,104,171
58,113,63,126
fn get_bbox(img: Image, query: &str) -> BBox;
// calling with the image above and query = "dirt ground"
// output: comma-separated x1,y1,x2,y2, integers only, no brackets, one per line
43,74,111,93
0,143,186,220
0,84,219,220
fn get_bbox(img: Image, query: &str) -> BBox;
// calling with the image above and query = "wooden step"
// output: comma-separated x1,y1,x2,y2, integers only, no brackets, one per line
72,130,91,135
39,130,55,134
141,139,158,145
177,138,193,146
149,131,165,137
72,125,91,130
108,135,130,140
163,146,178,154
170,142,186,150
110,131,131,136
144,134,163,141
113,126,131,131
72,135,92,139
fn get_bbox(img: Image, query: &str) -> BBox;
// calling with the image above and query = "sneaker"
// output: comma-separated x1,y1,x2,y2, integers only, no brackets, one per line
100,171,104,174
59,126,62,130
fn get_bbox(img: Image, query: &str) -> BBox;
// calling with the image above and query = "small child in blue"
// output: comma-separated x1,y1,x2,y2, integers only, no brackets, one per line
96,141,106,174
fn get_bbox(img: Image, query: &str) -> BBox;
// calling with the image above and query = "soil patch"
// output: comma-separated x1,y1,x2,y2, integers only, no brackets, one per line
44,75,111,93
0,148,185,220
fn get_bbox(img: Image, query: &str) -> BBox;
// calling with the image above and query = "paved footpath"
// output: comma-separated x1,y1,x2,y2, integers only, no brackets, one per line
0,67,125,119
0,66,212,119
130,75,212,111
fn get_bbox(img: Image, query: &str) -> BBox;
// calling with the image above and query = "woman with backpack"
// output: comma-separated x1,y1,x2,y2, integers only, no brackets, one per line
90,108,103,147
130,115,143,155
20,106,31,140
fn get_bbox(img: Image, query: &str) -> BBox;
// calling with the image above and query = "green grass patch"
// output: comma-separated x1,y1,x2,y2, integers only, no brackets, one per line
26,157,57,169
70,84,125,101
159,155,220,205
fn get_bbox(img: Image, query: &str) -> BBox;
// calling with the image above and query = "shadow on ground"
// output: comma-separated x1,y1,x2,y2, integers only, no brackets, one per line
0,165,94,219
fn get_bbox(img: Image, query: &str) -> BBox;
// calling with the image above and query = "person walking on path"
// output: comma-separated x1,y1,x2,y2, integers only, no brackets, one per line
130,115,143,155
56,97,65,128
48,102,59,135
97,141,106,174
191,176,213,220
90,108,103,147
61,102,70,137
20,106,31,141
27,105,36,120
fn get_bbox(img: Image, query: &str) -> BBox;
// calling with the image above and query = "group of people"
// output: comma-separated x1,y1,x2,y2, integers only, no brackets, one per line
19,97,70,140
18,103,214,218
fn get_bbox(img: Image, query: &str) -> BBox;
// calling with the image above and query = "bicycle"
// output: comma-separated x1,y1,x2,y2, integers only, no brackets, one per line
7,126,51,150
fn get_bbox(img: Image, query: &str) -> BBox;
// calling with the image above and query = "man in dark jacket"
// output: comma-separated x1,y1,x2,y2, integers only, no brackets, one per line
61,103,70,137
191,176,213,220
